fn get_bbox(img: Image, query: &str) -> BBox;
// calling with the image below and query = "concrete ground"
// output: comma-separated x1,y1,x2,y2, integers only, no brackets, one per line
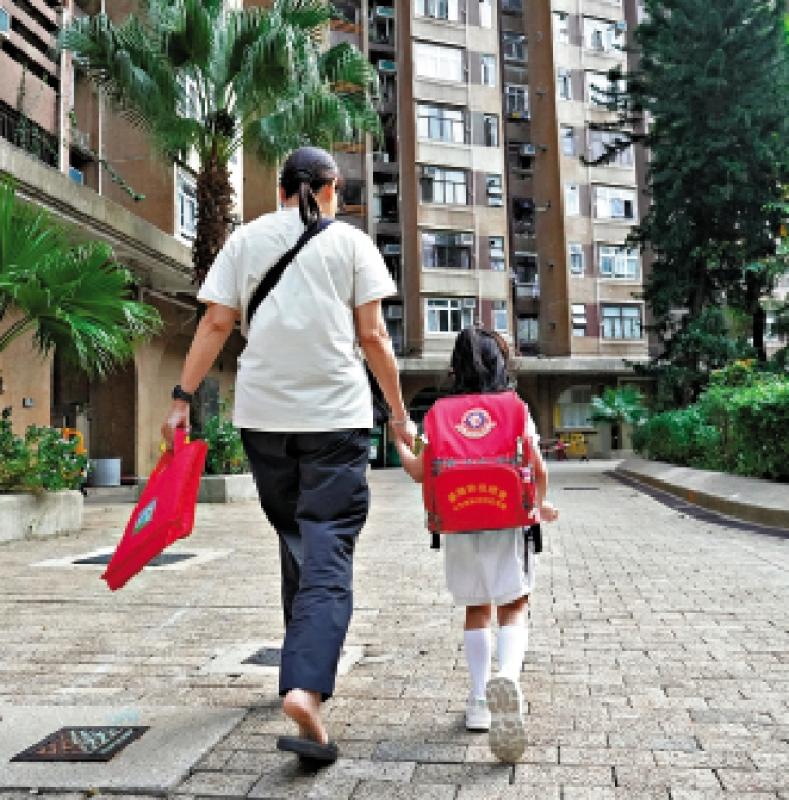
0,463,788,799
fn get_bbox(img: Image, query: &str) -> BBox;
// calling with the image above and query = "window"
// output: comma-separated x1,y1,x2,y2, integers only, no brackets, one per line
489,237,506,271
177,75,201,121
417,104,466,144
558,386,593,428
583,17,624,52
557,69,572,101
483,114,499,147
586,71,627,107
177,171,197,240
486,174,503,207
572,304,587,337
518,316,539,344
502,0,523,12
602,305,642,339
505,85,529,119
561,126,575,156
421,167,468,204
512,253,538,284
481,54,497,86
492,301,509,333
426,297,475,333
588,130,633,166
599,245,639,278
503,32,526,63
512,198,535,231
415,42,465,82
553,11,570,44
508,142,536,173
594,186,636,221
569,243,584,274
564,184,580,216
422,230,473,270
479,0,492,28
416,0,460,22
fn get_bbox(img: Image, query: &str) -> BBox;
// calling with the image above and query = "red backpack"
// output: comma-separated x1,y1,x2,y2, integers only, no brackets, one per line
422,391,537,535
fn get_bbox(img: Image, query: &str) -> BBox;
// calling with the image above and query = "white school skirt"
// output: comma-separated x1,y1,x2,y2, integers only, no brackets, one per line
443,528,536,607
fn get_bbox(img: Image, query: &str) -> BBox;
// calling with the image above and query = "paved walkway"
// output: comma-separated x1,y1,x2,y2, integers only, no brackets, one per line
0,463,788,799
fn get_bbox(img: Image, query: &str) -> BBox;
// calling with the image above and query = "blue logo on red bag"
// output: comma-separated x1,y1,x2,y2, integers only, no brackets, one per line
133,499,157,534
455,408,497,439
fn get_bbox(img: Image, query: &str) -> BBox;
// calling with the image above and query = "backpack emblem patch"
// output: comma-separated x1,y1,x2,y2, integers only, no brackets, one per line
133,499,157,534
455,408,497,439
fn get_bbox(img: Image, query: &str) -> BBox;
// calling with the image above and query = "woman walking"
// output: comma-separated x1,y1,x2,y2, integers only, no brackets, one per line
161,147,414,763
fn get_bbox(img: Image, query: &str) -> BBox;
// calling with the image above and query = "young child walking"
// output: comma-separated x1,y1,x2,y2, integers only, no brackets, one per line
395,327,558,763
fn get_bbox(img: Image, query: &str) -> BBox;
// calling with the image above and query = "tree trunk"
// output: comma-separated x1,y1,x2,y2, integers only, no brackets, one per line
193,148,234,286
745,271,767,362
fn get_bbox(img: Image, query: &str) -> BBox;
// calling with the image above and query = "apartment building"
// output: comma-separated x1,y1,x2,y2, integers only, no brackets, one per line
329,1,649,451
0,0,245,477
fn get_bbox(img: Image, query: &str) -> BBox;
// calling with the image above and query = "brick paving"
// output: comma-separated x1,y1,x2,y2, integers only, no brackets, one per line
0,463,788,798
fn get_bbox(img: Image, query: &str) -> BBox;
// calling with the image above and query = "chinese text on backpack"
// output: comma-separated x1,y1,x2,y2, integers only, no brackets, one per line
422,391,537,534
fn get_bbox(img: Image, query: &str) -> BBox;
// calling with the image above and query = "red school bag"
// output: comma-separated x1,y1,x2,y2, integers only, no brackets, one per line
102,429,208,591
422,391,537,535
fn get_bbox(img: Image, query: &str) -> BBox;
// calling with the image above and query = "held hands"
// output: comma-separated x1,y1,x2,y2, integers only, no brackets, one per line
539,501,559,523
160,400,190,450
388,417,417,450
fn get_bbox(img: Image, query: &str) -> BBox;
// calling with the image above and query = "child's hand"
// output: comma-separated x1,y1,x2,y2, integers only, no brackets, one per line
540,501,559,522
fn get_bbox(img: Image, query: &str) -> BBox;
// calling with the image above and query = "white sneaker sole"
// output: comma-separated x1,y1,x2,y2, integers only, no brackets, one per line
486,676,525,763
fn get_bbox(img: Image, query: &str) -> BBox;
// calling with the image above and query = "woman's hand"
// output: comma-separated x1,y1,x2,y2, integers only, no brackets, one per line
389,417,417,450
161,400,190,449
540,501,559,522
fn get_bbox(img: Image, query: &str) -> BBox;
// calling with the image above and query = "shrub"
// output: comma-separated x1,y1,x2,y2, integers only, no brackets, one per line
0,410,87,492
634,364,789,481
199,409,247,476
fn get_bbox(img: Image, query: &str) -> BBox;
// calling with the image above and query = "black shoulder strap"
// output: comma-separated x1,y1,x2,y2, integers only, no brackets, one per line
246,218,335,327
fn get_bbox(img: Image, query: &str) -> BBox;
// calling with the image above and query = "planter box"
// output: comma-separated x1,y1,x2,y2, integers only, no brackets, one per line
198,474,258,503
136,473,258,504
0,490,84,543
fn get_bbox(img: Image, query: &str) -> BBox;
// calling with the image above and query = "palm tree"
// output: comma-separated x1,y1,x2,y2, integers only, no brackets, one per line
0,181,162,376
61,0,381,284
590,386,647,450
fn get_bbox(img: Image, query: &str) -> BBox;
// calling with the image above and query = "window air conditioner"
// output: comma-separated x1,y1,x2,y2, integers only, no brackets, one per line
378,59,397,74
382,243,401,256
459,233,475,246
615,20,627,33
520,143,537,156
462,298,477,308
68,167,84,185
373,6,395,18
422,166,438,178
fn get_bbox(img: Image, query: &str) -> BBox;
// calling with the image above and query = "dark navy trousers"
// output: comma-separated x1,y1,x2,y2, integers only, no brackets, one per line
240,429,370,701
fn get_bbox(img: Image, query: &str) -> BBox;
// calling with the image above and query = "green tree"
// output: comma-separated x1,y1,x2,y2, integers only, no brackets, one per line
590,386,647,427
61,0,381,284
586,0,789,366
0,181,161,376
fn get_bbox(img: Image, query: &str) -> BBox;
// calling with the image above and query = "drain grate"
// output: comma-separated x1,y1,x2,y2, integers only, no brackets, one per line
243,647,282,667
11,726,148,763
73,552,195,567
562,486,601,491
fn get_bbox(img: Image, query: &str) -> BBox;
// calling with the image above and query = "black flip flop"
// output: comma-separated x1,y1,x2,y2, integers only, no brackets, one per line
276,735,339,765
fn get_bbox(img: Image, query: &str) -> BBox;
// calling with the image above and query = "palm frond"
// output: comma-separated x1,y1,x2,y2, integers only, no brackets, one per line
273,0,333,31
163,0,217,70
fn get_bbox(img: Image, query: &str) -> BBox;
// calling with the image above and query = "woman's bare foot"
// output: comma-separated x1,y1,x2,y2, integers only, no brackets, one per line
283,689,328,745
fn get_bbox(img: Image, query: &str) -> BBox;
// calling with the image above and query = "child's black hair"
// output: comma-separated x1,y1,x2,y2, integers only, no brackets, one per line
280,146,340,228
450,326,510,394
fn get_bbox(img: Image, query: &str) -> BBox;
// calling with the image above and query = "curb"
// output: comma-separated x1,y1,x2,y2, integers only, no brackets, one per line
616,459,789,530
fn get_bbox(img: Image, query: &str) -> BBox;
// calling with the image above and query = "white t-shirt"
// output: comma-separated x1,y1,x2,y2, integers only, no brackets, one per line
197,208,396,431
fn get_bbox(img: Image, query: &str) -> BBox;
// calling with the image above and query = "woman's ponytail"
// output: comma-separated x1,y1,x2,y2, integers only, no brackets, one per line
280,147,339,230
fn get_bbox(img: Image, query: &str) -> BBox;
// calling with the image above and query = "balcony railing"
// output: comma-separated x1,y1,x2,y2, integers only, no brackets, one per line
0,100,57,167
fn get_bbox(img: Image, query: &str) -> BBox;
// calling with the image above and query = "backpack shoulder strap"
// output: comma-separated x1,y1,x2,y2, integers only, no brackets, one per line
245,218,334,327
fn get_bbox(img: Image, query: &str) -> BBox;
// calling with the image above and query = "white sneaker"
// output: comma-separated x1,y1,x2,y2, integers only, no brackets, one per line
465,695,491,732
486,676,526,762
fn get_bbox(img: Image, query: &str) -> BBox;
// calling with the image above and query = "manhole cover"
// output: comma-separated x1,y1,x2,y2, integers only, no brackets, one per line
11,726,148,763
243,647,281,667
562,487,600,491
73,553,195,567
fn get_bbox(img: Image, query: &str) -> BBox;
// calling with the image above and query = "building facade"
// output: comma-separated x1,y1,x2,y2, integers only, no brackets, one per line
329,0,651,451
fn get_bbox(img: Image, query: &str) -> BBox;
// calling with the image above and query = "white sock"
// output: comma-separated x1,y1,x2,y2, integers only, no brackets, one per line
464,628,492,701
497,624,528,681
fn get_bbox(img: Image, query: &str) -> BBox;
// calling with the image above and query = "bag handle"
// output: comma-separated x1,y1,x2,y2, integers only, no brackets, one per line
246,218,335,328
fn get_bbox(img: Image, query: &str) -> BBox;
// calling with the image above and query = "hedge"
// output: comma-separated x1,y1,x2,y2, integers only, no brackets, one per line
633,364,789,481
